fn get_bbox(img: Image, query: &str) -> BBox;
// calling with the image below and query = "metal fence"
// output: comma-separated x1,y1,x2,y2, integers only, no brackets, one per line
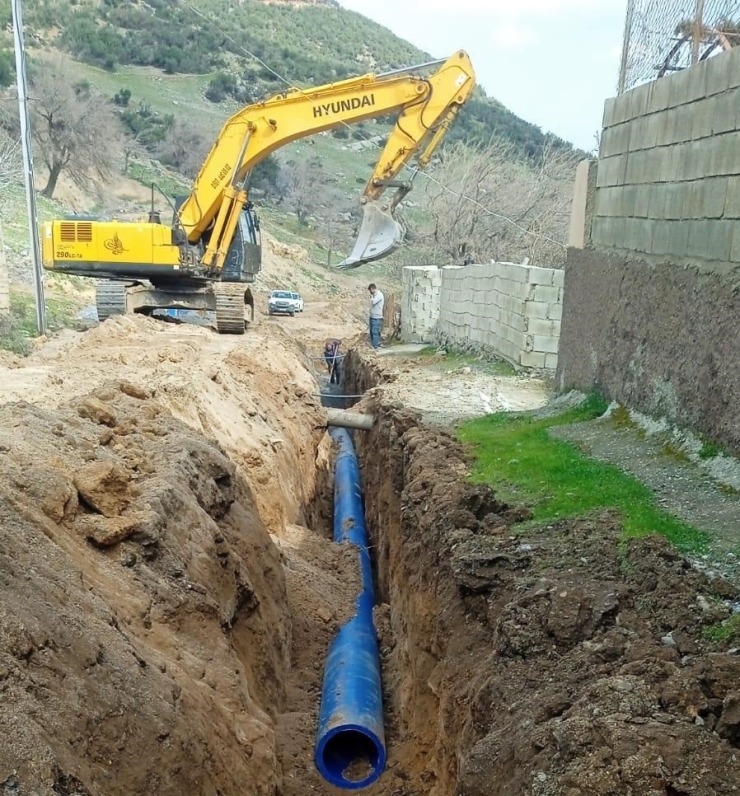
618,0,740,93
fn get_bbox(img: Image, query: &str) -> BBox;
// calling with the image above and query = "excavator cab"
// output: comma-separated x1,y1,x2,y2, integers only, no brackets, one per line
221,203,261,283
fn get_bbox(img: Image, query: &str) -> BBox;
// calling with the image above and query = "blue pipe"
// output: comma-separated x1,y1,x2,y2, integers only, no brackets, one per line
314,427,386,790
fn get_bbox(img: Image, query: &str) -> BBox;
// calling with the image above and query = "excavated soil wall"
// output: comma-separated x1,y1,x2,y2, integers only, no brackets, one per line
344,348,740,796
0,316,357,796
0,384,291,794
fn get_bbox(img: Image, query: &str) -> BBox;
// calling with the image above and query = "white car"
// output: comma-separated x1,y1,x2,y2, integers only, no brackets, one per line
268,290,296,316
291,292,304,312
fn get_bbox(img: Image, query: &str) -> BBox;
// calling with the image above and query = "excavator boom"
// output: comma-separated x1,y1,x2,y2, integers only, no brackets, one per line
178,50,475,270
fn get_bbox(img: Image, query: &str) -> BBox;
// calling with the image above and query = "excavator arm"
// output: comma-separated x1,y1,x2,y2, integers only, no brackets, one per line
178,50,475,272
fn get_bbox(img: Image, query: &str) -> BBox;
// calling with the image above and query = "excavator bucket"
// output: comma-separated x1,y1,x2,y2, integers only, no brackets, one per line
336,200,404,269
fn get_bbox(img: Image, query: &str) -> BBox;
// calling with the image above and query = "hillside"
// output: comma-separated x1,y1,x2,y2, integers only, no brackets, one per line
0,0,572,159
0,0,580,288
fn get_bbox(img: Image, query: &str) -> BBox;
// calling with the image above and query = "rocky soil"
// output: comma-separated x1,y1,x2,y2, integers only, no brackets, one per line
347,356,740,796
3,271,740,794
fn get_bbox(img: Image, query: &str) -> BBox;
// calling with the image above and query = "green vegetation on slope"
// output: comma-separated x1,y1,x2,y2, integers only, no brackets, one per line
2,0,575,159
458,395,708,553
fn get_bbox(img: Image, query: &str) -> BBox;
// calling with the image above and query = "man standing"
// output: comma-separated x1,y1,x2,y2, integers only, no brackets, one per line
367,283,384,349
324,339,341,384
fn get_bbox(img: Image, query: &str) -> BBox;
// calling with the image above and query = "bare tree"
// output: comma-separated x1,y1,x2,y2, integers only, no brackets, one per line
420,138,579,267
155,118,209,179
0,129,21,191
318,187,355,267
14,62,125,199
277,155,324,226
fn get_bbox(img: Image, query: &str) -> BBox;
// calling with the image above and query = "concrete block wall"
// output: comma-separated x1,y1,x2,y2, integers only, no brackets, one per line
402,263,563,371
589,45,740,272
400,266,441,343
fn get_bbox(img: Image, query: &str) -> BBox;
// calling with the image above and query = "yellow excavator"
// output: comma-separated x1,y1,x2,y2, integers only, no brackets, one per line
40,51,475,333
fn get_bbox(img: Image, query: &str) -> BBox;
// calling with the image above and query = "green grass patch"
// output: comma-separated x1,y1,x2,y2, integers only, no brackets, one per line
458,393,708,553
416,347,517,377
0,292,85,356
703,614,740,644
699,441,722,460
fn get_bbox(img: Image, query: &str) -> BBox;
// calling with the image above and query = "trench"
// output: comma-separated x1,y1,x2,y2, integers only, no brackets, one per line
5,328,740,795
304,349,740,795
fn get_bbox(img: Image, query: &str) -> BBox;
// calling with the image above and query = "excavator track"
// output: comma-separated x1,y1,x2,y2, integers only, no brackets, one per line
96,281,128,322
214,283,247,334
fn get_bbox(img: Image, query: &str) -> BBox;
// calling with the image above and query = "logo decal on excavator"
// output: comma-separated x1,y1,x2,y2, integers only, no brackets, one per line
313,94,375,118
104,233,128,256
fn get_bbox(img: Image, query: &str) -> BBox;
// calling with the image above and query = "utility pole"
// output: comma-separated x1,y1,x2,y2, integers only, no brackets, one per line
692,0,706,66
11,0,46,335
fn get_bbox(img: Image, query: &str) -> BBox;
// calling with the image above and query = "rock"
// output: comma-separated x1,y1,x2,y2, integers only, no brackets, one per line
119,381,149,400
74,460,133,517
76,514,141,546
317,607,333,624
671,630,699,655
709,576,740,600
77,397,117,427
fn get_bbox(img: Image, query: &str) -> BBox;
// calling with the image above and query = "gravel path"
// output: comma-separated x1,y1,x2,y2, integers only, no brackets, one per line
552,416,740,582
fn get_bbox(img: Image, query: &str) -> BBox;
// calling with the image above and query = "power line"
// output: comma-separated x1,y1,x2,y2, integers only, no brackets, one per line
180,0,566,251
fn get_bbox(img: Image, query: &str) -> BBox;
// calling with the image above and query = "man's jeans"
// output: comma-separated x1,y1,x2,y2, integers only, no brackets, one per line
369,317,382,349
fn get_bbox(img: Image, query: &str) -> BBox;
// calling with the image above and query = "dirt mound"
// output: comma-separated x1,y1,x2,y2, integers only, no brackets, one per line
0,385,290,794
354,401,740,795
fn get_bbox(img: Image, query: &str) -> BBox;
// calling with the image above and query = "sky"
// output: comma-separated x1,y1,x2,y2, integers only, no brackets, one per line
337,0,627,151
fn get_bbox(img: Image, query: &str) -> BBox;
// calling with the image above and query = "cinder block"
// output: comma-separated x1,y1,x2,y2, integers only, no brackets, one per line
706,176,729,219
651,220,671,255
525,301,550,320
602,96,617,128
646,184,667,219
496,262,528,283
623,218,654,254
724,177,740,219
686,58,710,103
532,335,560,354
547,302,563,321
691,99,715,140
501,294,525,315
730,224,740,262
599,126,619,158
653,111,674,147
552,269,565,289
526,317,555,336
711,130,740,175
687,219,733,261
675,140,702,181
709,48,740,93
706,220,735,261
659,145,683,183
526,265,554,286
532,285,559,304
710,92,739,136
664,183,687,219
667,221,690,257
648,76,673,113
545,353,559,370
633,184,651,218
639,113,661,150
519,351,547,369
629,82,652,119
